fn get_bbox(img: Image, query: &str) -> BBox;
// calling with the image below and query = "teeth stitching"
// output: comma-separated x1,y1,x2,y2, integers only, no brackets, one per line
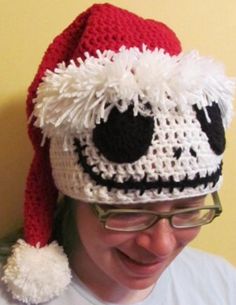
75,138,220,193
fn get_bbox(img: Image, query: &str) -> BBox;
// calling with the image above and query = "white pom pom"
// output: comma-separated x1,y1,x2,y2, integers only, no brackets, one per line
2,239,71,304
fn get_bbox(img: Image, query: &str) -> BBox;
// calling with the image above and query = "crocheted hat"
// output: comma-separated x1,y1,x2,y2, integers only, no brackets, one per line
2,3,235,304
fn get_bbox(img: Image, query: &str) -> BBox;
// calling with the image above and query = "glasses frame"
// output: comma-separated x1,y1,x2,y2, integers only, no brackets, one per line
91,192,222,232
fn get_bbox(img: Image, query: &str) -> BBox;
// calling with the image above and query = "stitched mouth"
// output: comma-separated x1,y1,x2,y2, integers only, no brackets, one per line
74,139,222,195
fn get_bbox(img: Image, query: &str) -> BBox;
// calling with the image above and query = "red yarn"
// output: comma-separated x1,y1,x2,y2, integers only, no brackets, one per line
71,3,181,60
25,8,91,246
25,3,182,247
24,149,57,246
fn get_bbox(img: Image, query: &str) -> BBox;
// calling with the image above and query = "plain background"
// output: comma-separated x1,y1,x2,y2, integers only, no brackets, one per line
0,0,235,265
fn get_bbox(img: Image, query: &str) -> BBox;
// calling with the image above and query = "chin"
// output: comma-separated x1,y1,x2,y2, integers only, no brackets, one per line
118,272,162,291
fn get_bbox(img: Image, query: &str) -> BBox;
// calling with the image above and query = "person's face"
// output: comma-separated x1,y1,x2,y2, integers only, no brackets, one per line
73,196,204,291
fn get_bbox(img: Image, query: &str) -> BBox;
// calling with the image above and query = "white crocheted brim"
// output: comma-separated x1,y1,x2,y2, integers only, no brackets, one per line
32,46,235,204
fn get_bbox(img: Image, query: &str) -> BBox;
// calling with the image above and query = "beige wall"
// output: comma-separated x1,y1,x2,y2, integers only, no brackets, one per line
1,0,235,265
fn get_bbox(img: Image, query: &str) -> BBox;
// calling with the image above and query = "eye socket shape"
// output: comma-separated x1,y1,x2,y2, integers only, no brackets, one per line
193,103,225,155
92,105,154,164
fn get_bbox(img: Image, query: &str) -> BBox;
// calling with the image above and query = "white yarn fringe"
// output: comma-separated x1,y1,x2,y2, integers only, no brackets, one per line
32,45,235,144
2,239,71,304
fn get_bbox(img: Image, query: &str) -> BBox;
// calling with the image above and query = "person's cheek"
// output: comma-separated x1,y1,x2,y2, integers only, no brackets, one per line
176,227,201,247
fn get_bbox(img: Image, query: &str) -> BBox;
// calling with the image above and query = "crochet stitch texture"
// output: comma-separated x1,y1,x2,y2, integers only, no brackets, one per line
26,3,181,245
2,4,235,305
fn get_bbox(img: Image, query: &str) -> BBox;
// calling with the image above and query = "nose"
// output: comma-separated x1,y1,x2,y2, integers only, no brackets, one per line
135,219,177,257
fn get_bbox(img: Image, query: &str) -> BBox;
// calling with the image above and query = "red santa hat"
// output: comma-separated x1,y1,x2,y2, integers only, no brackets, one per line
2,3,234,304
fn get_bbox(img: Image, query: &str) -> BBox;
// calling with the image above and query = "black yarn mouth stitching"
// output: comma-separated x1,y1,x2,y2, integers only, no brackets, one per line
74,139,222,195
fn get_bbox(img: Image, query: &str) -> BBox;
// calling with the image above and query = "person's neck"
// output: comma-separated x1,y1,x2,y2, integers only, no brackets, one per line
69,248,154,304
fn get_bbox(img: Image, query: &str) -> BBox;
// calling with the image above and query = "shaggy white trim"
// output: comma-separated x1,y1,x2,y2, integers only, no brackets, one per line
2,239,71,304
32,45,235,144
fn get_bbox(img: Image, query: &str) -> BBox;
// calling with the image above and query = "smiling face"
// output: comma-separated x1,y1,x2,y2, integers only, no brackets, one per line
49,99,224,204
33,47,234,205
71,196,204,300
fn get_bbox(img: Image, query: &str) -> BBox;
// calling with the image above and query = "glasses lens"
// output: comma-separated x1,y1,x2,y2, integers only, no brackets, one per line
172,208,216,228
105,212,157,231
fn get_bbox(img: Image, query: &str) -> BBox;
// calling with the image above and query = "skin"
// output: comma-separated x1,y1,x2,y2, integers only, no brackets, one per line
70,196,205,304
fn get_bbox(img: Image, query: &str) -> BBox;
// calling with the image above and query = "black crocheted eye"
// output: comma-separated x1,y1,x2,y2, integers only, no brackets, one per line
193,103,225,155
93,105,154,163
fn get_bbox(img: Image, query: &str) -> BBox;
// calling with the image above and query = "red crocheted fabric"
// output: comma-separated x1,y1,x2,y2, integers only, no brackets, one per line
25,3,181,246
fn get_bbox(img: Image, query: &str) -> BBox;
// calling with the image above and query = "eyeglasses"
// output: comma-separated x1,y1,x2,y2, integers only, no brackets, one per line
91,192,222,232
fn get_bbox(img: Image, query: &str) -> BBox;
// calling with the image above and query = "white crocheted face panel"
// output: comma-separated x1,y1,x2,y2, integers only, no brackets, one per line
33,46,234,204
49,104,222,204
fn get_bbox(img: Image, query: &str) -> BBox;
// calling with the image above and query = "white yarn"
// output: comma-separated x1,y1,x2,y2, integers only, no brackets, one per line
32,45,235,143
2,239,71,304
49,104,223,204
